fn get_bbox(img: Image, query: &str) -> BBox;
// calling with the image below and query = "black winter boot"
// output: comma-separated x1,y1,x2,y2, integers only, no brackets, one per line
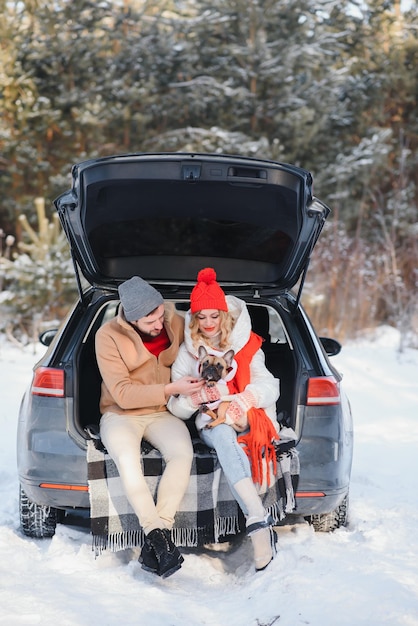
144,529,184,578
139,536,159,574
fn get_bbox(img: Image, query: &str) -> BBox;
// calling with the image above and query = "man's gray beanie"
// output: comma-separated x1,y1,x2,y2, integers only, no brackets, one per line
118,276,164,322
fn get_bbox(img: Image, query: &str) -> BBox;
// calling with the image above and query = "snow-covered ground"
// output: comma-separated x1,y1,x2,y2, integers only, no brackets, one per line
1,326,418,626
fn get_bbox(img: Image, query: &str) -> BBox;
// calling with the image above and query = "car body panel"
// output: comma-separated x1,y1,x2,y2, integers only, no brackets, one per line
17,391,88,508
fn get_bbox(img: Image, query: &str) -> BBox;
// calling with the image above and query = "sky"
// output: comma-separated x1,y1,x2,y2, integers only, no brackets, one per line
1,325,418,626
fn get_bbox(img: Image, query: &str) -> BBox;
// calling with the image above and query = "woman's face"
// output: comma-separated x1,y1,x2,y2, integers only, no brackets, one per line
196,309,221,339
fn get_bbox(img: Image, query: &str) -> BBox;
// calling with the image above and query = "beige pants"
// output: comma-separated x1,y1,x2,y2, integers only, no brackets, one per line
100,411,193,535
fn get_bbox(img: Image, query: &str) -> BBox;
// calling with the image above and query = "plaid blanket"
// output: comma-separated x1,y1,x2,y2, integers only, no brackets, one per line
87,432,299,555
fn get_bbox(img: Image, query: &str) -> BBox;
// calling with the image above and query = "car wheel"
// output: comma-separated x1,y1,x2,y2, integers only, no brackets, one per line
19,486,59,538
305,494,349,532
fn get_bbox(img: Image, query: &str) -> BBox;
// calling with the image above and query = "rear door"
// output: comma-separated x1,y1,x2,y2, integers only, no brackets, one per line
54,152,330,290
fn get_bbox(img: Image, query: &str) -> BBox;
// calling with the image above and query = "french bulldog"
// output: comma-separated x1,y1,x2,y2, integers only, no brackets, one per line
197,346,235,429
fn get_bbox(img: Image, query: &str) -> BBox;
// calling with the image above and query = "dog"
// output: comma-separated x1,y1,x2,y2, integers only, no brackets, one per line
196,346,235,429
198,345,235,386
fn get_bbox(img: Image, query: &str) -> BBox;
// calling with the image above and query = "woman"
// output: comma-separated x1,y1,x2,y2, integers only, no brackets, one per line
168,268,281,571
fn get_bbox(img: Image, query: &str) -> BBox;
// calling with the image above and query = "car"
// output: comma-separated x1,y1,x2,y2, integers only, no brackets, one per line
17,152,353,543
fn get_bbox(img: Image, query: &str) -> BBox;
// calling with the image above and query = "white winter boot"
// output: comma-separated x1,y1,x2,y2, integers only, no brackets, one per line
246,518,277,571
233,478,277,571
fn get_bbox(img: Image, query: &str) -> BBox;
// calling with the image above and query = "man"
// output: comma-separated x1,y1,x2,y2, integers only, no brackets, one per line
95,276,204,578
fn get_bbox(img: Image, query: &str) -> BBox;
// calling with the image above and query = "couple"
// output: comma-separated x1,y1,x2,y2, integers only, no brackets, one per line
95,268,281,579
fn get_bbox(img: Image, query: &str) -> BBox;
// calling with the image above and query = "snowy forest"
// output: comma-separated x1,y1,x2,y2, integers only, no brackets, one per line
0,0,417,346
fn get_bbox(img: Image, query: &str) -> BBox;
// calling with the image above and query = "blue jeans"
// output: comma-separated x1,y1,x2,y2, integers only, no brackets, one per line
200,424,252,514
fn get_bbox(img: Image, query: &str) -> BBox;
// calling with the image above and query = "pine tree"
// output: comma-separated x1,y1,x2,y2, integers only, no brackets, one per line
0,0,416,339
0,198,76,342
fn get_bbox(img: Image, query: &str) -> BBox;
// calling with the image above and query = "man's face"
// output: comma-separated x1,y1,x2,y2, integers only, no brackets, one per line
132,303,165,337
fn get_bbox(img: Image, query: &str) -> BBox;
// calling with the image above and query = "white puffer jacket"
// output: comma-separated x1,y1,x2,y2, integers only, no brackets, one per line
167,295,280,428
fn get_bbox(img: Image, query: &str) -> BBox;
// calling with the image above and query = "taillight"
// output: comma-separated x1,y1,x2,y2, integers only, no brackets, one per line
307,376,340,405
31,367,65,397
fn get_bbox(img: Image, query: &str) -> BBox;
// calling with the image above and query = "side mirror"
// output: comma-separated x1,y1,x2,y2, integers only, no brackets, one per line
320,337,341,357
39,329,58,347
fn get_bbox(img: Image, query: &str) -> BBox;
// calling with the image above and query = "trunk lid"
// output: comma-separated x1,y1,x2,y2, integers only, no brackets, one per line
54,152,330,293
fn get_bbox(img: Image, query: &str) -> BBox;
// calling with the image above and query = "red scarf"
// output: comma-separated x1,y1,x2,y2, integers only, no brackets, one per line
227,332,278,486
140,327,170,357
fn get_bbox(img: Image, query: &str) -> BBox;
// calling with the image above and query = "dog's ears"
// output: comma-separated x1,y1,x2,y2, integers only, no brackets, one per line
198,345,234,367
222,349,235,367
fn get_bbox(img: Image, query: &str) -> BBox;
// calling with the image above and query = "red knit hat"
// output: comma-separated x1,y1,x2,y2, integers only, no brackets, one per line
190,268,228,313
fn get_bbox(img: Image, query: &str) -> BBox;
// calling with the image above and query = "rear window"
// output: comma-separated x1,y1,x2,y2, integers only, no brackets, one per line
85,181,299,280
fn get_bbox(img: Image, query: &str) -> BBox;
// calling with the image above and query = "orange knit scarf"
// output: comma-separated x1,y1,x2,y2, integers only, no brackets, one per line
227,332,278,486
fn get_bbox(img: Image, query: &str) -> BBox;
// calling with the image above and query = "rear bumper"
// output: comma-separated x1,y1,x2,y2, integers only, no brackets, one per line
293,401,353,517
19,478,90,510
17,393,89,509
17,397,353,517
292,488,348,517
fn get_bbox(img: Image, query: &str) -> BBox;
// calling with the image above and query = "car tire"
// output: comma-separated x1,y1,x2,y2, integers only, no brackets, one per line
19,486,59,538
305,493,349,532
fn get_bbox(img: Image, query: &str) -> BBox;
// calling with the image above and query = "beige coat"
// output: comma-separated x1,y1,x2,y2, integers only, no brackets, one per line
95,302,184,416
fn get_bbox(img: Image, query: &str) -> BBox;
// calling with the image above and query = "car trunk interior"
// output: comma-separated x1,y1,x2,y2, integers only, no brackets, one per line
76,300,297,439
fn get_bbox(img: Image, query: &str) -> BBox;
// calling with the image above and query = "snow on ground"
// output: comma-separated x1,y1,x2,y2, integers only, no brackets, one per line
1,326,418,626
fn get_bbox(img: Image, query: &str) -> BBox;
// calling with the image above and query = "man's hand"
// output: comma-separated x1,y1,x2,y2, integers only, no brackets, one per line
165,376,205,399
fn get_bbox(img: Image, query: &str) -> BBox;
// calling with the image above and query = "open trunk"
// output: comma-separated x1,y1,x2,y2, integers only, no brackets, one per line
55,152,330,299
76,298,298,437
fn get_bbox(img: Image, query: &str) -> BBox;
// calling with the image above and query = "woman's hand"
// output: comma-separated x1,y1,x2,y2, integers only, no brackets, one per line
217,399,249,432
216,401,230,421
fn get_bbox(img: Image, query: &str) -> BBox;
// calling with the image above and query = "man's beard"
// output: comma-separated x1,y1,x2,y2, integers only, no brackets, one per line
139,328,162,339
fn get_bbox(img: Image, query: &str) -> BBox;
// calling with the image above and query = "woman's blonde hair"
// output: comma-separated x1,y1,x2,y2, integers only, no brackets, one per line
189,309,235,350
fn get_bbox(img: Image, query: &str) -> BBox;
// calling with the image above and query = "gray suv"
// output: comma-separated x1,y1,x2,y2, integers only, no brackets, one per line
17,152,353,539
